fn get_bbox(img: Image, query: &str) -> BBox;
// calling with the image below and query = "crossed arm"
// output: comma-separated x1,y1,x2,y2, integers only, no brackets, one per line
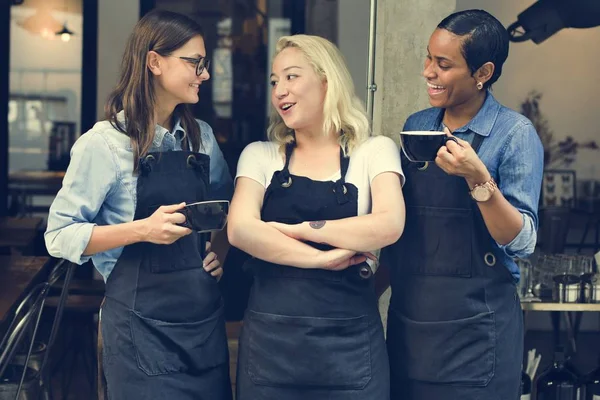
227,172,405,269
267,172,405,252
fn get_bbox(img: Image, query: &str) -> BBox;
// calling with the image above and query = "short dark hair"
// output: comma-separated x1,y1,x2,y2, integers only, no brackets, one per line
437,9,509,89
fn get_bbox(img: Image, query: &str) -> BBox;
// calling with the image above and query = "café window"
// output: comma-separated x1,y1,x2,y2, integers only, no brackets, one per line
9,0,82,173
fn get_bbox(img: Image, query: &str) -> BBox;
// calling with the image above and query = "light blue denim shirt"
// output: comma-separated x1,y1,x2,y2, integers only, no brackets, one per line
45,113,233,281
403,91,544,280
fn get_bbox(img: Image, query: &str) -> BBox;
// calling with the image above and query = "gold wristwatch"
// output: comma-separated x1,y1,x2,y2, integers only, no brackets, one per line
469,177,497,202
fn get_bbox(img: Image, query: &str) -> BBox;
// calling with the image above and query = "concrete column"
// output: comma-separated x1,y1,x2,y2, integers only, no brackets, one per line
373,0,457,329
373,0,456,141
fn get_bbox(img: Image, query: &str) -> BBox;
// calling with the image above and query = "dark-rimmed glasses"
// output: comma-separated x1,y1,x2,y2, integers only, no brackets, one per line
174,56,211,76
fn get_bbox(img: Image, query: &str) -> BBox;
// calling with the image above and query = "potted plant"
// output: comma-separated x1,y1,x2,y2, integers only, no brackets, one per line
519,91,598,168
520,92,600,253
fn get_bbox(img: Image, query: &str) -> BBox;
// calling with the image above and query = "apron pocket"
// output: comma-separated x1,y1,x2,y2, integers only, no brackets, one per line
246,310,371,390
129,307,228,376
144,205,206,273
388,308,495,387
147,232,206,273
401,206,473,277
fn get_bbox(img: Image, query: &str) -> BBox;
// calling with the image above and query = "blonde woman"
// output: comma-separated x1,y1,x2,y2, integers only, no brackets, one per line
228,34,405,400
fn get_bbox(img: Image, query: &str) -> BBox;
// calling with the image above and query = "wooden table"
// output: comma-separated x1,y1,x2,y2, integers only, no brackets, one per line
8,170,65,215
9,170,65,187
0,217,43,231
521,300,600,356
0,216,44,254
521,302,600,312
0,256,52,327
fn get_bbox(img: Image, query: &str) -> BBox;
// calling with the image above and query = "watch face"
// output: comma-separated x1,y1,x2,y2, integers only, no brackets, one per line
472,186,492,202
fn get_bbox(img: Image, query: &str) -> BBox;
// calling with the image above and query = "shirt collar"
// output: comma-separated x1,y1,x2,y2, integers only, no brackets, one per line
152,114,185,148
428,91,501,137
115,110,186,148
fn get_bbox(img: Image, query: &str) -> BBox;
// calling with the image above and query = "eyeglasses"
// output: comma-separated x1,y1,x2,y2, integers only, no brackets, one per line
173,56,211,76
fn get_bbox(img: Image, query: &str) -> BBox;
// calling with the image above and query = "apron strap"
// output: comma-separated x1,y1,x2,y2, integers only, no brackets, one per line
274,142,295,187
283,142,295,171
435,109,486,153
339,146,350,181
277,142,351,195
97,304,108,400
333,147,351,204
471,134,485,153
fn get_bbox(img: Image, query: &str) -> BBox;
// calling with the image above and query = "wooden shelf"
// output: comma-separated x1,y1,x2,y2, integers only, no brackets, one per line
521,302,600,312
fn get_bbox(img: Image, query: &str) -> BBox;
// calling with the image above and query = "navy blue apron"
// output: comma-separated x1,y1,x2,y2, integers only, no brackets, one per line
100,150,232,400
236,143,390,400
384,129,523,400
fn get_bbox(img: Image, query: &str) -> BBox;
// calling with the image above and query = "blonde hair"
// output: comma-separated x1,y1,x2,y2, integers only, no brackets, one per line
267,35,370,155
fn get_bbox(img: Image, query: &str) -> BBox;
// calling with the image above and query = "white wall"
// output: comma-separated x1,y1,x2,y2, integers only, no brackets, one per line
453,0,600,333
337,0,600,178
96,0,139,120
10,9,82,102
10,0,140,133
9,6,82,171
336,0,600,333
456,0,600,180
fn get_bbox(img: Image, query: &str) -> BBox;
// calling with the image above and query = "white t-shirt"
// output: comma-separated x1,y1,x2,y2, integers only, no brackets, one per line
236,135,404,216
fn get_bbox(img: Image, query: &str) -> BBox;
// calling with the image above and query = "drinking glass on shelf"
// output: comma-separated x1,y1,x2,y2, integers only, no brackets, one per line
517,258,541,302
579,256,595,303
578,255,594,276
533,254,559,300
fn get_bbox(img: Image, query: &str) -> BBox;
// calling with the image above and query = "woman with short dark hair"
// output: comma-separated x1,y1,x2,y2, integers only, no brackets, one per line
383,9,543,400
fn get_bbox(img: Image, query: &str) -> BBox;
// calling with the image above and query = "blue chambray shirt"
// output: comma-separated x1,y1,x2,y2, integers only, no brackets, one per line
402,91,544,281
45,112,234,282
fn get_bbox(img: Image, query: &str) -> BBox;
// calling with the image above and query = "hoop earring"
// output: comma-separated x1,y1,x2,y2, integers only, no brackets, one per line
476,82,484,90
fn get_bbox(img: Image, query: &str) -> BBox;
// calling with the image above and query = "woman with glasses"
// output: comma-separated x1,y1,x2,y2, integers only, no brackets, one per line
45,10,233,400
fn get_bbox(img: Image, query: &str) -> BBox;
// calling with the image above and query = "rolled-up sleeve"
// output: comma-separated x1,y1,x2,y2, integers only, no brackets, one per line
500,213,537,259
497,121,544,259
45,132,117,264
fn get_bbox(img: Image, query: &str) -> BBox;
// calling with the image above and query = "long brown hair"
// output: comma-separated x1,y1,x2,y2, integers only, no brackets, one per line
105,9,205,172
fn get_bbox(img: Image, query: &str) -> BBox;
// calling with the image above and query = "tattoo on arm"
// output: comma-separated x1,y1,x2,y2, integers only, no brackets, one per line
309,220,326,229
